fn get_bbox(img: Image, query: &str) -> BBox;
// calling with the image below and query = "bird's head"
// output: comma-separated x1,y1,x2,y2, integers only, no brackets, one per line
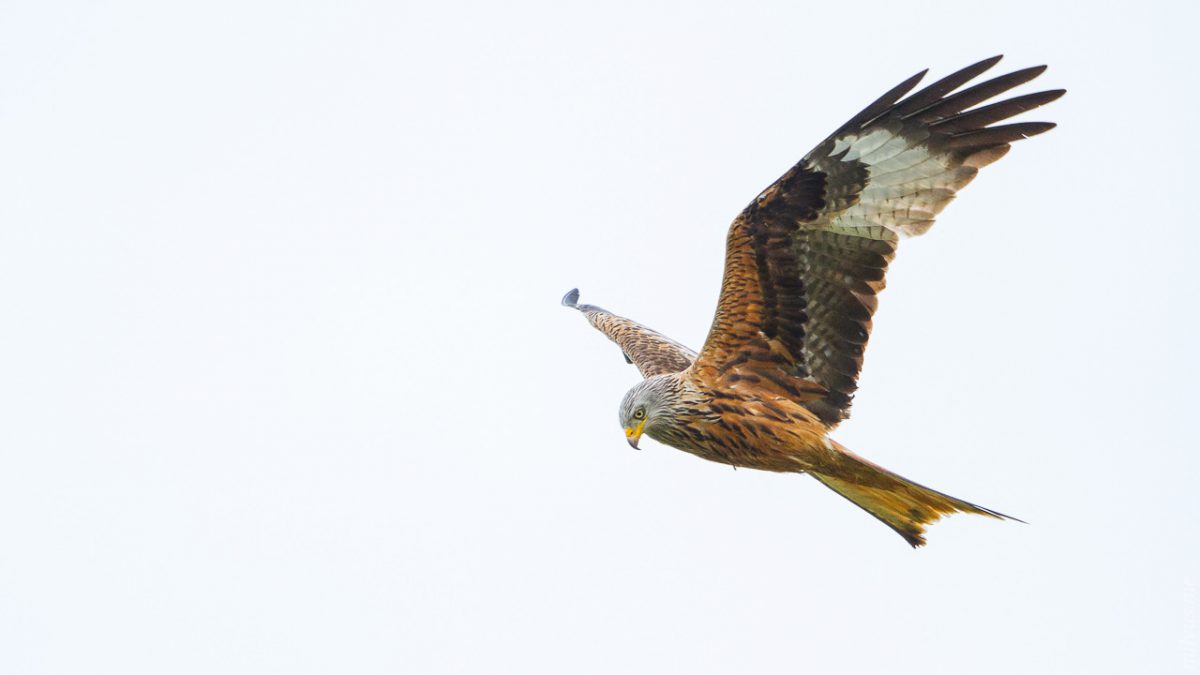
618,375,678,449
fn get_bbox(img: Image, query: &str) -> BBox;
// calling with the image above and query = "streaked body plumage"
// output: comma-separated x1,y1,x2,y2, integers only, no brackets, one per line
564,57,1061,546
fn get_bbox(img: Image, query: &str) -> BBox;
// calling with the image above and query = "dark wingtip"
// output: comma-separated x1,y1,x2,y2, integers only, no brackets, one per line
561,288,580,308
1022,64,1050,79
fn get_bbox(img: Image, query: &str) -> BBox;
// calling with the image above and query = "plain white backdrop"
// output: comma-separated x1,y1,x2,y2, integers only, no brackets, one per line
2,1,1197,673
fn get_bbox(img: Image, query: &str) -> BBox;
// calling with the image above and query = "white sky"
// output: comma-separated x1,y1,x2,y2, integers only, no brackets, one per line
2,1,1197,673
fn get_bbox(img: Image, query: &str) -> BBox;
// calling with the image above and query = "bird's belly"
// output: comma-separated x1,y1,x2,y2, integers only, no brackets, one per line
652,416,826,473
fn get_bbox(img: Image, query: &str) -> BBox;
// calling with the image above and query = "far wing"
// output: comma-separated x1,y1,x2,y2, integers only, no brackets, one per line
562,289,696,378
692,56,1063,426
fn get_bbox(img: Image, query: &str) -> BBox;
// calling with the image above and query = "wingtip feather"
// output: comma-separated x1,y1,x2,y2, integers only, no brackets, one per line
561,288,580,308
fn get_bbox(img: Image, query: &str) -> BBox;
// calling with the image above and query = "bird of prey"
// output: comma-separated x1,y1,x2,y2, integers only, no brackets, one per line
563,56,1062,547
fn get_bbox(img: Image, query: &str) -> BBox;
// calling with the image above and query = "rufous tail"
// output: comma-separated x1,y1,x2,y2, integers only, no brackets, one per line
810,442,1019,547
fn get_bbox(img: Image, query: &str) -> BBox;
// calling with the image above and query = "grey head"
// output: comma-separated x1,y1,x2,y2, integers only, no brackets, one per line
618,374,681,449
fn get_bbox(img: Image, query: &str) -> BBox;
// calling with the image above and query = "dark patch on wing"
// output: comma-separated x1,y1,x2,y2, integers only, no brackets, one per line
693,56,1061,426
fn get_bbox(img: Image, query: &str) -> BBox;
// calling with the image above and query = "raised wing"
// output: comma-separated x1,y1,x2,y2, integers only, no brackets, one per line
692,56,1063,426
562,289,696,378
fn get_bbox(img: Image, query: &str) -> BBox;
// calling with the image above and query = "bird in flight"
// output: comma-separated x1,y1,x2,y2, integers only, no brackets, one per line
563,56,1062,547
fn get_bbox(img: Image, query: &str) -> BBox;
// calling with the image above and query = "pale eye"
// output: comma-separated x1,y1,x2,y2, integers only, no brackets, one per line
633,409,645,420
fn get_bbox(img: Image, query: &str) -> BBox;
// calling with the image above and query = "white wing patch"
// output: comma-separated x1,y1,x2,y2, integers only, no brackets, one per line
821,127,989,239
831,128,893,161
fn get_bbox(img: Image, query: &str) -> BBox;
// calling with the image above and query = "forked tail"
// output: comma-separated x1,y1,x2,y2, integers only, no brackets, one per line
810,442,1020,547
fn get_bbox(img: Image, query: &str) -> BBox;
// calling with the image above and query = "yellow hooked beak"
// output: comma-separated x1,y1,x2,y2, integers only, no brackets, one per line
624,418,646,449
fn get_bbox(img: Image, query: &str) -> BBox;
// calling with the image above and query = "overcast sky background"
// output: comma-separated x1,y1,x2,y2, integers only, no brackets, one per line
2,1,1197,673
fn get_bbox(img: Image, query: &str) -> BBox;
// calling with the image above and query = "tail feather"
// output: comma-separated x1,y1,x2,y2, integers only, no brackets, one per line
811,445,1019,547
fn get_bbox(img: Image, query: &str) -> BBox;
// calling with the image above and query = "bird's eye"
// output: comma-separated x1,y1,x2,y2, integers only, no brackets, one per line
633,408,645,420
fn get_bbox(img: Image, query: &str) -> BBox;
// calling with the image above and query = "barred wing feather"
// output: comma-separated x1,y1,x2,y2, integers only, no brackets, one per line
562,289,697,378
693,56,1063,426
